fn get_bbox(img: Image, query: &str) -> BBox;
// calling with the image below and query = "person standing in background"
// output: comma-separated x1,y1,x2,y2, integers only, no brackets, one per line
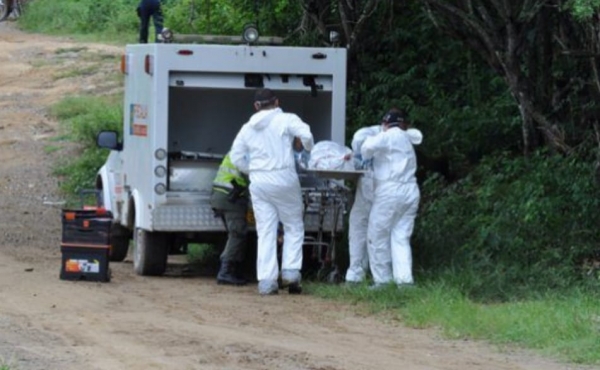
137,0,164,43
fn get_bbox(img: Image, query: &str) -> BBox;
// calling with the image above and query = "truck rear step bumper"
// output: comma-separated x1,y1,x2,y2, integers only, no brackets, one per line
151,204,343,233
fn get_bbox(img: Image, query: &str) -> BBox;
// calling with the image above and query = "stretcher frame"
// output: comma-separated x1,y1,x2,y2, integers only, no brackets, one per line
299,169,365,282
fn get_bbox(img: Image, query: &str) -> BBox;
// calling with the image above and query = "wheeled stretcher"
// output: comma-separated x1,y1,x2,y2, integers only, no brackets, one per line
298,169,365,282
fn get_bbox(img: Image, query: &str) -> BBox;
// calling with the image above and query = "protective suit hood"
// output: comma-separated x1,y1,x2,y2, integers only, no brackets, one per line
247,108,282,130
406,128,423,145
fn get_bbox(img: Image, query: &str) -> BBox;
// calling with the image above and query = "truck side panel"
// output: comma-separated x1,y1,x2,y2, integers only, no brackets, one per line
123,46,168,231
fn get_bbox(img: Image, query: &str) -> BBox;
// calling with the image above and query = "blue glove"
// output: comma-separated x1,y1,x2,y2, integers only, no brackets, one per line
353,154,363,170
295,151,310,170
361,159,373,170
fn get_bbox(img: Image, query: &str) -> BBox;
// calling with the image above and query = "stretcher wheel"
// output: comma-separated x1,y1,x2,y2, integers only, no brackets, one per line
316,266,329,281
326,269,342,284
316,264,342,284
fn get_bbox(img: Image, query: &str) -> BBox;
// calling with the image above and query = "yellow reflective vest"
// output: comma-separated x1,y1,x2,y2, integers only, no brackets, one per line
212,153,249,194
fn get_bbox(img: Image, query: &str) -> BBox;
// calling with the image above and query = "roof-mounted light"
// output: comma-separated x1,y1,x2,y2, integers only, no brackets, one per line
159,28,174,44
242,23,259,44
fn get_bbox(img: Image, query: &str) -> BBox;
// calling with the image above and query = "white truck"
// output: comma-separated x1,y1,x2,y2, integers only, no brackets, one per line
96,35,348,277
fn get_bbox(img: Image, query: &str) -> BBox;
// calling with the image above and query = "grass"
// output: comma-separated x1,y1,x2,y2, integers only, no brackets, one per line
53,65,99,81
187,243,218,265
55,46,88,54
49,95,122,196
309,282,600,365
51,48,120,82
81,52,120,62
47,134,71,142
29,59,56,68
19,0,140,45
43,145,61,154
0,356,14,370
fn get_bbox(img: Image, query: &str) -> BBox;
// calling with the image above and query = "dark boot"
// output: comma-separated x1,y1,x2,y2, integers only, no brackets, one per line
288,282,302,295
233,261,249,284
217,261,247,286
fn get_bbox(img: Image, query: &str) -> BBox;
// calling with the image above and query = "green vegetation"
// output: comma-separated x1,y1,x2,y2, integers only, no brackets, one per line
187,243,218,265
20,0,300,43
0,356,13,370
43,145,61,154
20,0,139,43
27,0,600,365
54,46,88,54
309,283,600,364
50,95,122,196
570,0,600,18
415,152,600,301
53,65,99,81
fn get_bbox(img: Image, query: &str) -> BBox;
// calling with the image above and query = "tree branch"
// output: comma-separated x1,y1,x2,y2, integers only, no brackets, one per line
347,0,379,50
338,0,353,47
422,0,500,55
300,0,328,37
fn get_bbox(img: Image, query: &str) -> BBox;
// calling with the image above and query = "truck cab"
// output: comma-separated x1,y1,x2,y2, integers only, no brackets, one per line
96,35,347,276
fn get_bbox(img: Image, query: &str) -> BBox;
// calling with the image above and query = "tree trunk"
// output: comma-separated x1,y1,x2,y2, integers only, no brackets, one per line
422,0,572,155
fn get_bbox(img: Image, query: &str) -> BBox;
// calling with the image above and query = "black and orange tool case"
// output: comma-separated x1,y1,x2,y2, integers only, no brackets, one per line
60,208,112,282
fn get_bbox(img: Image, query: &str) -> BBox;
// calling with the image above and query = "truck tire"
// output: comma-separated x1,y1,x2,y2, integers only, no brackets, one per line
109,223,131,262
0,0,12,22
133,228,167,276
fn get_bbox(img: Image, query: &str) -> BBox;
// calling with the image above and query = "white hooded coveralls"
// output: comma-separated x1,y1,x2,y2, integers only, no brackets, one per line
230,107,314,294
361,127,422,285
345,125,380,283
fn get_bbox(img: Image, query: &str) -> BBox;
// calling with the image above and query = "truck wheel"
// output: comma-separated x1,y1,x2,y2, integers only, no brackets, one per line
0,1,12,22
133,228,167,276
110,235,130,262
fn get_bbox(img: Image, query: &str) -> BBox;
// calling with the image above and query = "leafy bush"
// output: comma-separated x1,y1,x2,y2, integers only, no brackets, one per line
187,243,218,264
345,1,521,177
21,0,300,42
414,151,600,301
163,0,252,35
162,0,301,38
570,0,600,18
21,0,139,40
51,95,122,195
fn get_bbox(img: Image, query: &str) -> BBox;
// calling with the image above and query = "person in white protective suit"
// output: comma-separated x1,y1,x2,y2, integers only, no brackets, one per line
230,88,314,296
361,109,423,288
345,124,381,284
346,109,423,284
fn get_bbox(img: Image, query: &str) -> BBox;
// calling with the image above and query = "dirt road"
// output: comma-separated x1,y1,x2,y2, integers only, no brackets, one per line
0,22,593,370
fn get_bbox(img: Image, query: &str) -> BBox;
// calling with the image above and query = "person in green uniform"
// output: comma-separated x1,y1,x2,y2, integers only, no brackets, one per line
211,153,250,286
